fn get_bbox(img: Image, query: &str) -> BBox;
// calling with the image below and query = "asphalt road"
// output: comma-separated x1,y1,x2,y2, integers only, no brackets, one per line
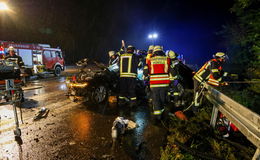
0,68,167,160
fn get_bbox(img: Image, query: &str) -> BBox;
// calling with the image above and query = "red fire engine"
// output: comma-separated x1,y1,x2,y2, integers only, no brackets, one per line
0,41,65,76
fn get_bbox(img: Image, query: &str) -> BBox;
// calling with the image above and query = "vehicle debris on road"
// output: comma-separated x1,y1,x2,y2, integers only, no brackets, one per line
111,117,138,142
33,107,49,121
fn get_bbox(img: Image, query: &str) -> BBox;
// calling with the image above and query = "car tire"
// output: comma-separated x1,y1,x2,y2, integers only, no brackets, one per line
54,66,62,77
92,85,107,104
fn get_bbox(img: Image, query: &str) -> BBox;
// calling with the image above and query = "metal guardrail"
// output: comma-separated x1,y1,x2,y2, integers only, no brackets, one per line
204,84,260,160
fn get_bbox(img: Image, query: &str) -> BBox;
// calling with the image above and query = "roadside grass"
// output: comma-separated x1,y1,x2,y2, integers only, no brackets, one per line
161,100,255,160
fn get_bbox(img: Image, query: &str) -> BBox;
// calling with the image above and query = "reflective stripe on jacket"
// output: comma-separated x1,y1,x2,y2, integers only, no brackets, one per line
193,59,224,86
144,56,171,88
169,59,180,81
119,53,139,78
145,53,152,65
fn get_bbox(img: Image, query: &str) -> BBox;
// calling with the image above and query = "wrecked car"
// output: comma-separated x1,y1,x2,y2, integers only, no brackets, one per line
66,58,146,104
67,59,118,103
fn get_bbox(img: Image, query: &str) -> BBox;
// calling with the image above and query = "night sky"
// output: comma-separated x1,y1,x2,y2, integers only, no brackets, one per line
0,0,234,65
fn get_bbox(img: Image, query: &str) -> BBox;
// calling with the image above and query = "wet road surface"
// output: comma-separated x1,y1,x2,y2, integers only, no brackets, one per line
0,70,167,160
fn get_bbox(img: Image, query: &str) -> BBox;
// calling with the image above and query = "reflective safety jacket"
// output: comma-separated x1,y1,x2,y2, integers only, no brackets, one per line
168,59,182,97
119,53,139,78
193,59,224,86
144,56,171,88
109,55,119,66
169,59,180,81
4,55,24,67
145,53,153,65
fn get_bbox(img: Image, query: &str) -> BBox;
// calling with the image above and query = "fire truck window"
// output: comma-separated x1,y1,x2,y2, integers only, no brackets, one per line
56,51,62,59
44,51,51,58
51,51,56,58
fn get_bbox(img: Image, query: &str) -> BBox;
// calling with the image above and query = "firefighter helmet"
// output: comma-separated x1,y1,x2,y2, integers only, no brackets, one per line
127,45,135,49
127,45,135,53
7,46,16,53
214,52,226,59
148,45,154,51
167,50,178,59
153,45,163,52
108,51,115,57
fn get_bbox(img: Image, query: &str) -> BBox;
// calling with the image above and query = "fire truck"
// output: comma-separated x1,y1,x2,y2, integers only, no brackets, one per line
0,41,65,76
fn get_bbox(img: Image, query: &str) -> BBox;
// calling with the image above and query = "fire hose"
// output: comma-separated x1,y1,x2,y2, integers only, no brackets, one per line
183,84,206,112
183,80,260,112
227,81,260,84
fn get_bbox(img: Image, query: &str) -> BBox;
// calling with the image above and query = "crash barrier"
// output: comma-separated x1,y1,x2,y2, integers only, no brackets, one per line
204,84,260,160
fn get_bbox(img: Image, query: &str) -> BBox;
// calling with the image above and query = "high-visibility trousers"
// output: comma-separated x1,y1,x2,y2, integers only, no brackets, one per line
171,85,182,104
193,78,203,107
150,87,168,119
119,77,137,102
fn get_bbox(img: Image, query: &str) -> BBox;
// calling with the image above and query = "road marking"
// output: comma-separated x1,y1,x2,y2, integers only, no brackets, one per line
0,100,78,131
22,86,44,91
0,119,16,126
0,139,15,146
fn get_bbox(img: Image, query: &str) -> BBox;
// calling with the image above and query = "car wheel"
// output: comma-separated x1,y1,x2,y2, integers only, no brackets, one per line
92,85,107,103
54,66,62,77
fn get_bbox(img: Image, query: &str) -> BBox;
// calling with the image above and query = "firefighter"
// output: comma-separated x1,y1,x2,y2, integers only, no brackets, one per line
145,45,154,64
167,50,183,109
108,50,119,66
193,52,228,107
137,50,147,67
137,50,147,71
144,45,171,122
5,46,24,67
118,45,139,107
144,45,154,102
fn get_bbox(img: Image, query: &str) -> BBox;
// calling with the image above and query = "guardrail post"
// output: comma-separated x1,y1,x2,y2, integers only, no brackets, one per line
253,148,260,160
205,84,260,159
210,105,218,128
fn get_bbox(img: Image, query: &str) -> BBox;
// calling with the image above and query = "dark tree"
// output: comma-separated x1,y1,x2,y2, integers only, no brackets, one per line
221,0,260,93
